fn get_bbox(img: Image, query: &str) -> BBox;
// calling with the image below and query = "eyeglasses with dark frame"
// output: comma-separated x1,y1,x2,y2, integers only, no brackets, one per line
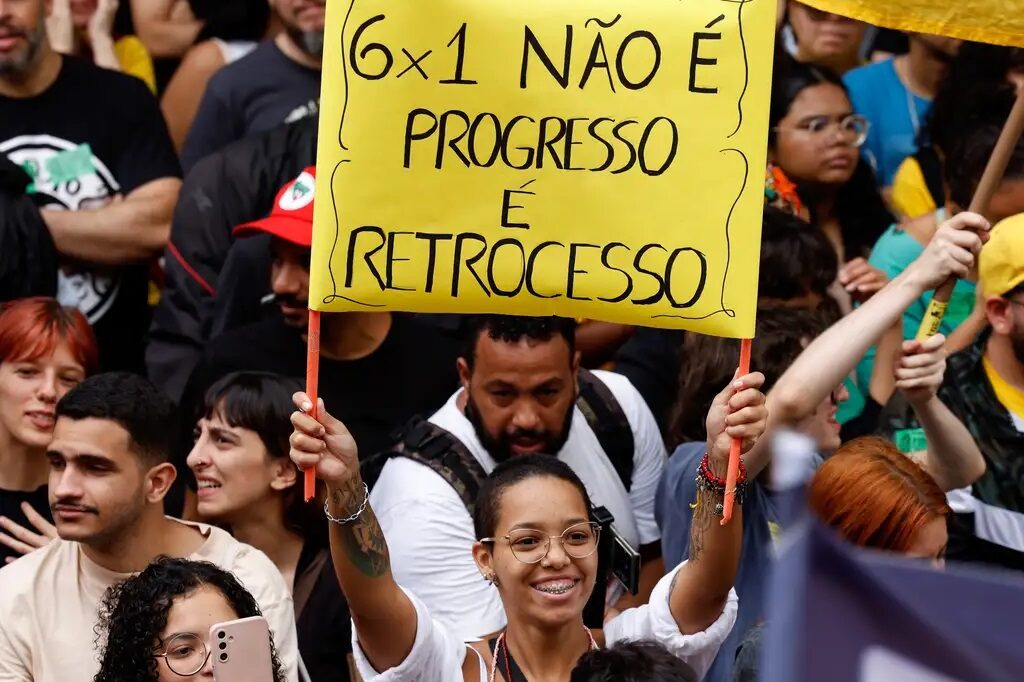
480,521,602,564
153,633,211,677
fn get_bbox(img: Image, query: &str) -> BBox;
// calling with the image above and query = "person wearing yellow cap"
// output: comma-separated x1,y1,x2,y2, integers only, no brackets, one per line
886,213,1024,571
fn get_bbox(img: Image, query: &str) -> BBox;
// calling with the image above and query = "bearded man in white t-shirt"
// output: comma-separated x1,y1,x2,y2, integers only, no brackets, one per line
0,372,298,682
368,315,667,639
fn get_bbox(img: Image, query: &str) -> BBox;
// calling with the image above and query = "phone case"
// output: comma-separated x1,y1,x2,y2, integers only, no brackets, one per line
210,616,276,682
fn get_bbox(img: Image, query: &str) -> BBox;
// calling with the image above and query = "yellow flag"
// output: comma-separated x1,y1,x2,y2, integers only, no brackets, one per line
310,0,778,337
801,0,1024,48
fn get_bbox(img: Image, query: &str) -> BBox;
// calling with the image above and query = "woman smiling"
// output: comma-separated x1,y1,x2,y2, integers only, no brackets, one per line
289,369,768,681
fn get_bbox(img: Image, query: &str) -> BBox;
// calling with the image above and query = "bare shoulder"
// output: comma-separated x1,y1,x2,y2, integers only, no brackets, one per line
178,40,227,75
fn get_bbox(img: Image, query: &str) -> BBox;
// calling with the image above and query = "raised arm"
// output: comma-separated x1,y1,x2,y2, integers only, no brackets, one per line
288,393,417,673
745,212,990,477
894,335,987,491
669,372,766,634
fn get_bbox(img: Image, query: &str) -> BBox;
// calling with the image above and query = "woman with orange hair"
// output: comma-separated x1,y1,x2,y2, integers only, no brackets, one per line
0,298,98,564
809,435,950,563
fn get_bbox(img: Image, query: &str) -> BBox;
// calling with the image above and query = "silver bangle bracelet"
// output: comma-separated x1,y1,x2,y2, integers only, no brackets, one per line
323,482,370,525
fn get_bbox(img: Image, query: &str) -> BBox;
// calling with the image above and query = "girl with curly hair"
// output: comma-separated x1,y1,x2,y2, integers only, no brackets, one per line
94,556,286,682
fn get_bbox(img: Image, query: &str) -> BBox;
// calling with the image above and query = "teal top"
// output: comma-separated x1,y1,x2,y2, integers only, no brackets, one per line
850,213,977,409
868,221,977,339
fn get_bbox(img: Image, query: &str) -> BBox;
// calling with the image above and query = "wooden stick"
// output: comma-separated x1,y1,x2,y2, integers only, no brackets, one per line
304,310,321,502
721,338,753,525
916,86,1024,340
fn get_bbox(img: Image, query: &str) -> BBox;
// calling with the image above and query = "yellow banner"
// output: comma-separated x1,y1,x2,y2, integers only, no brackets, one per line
310,0,777,337
801,0,1024,48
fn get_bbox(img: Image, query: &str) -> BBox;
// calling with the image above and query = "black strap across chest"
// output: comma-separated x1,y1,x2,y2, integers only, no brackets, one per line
488,635,529,682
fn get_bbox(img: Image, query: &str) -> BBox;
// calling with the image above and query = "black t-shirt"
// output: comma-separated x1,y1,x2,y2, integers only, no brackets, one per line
180,313,462,462
0,484,51,564
0,57,182,372
180,41,321,173
295,540,352,682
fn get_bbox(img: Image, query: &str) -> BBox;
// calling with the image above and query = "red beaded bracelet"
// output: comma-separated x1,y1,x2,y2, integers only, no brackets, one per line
693,452,749,514
698,451,748,489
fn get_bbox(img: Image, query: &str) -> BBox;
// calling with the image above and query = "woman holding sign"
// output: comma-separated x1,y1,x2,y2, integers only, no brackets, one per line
288,372,767,681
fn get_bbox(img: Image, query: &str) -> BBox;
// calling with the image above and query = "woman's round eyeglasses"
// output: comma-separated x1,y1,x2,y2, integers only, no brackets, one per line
154,633,211,677
773,114,870,148
481,521,602,564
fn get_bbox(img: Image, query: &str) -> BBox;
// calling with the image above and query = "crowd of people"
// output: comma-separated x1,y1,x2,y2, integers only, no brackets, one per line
1,0,1023,680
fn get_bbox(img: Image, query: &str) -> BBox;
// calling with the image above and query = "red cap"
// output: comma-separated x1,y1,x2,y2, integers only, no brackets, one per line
233,166,317,247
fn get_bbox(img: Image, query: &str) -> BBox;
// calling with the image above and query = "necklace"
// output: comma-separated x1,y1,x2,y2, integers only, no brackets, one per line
896,57,922,140
488,626,598,682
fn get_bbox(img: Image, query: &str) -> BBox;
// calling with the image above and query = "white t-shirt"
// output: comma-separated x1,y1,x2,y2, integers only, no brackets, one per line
370,370,666,639
0,519,298,682
351,562,737,682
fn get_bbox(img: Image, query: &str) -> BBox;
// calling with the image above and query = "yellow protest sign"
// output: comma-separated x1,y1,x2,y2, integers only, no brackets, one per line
311,0,776,337
801,0,1024,48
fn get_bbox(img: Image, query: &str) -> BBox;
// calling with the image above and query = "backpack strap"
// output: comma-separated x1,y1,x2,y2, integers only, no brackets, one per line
360,415,487,513
576,369,634,492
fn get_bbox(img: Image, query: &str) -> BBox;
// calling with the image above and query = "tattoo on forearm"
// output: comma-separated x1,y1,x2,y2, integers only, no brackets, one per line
688,488,715,563
331,482,390,578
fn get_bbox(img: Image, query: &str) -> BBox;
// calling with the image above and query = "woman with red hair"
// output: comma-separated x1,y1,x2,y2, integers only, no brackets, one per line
0,297,98,564
809,435,950,563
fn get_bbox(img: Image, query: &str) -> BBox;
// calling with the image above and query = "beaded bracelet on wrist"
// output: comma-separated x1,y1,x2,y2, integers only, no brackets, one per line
692,452,749,515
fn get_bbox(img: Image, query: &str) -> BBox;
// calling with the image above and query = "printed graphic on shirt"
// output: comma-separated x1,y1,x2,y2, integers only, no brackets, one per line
0,134,121,324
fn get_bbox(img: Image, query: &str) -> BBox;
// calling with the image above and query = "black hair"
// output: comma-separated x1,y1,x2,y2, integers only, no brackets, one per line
203,372,302,462
944,88,1024,209
202,372,322,539
473,455,594,541
769,54,893,259
768,54,847,146
669,306,831,447
570,640,698,682
94,557,286,682
57,372,176,465
1005,281,1024,299
464,315,577,370
924,42,1024,155
759,207,839,301
189,0,271,43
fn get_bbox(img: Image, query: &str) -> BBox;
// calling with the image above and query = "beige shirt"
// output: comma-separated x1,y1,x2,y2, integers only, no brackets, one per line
0,519,298,682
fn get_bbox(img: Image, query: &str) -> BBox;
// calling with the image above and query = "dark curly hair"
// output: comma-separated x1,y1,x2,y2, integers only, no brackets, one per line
94,557,286,682
464,315,577,370
571,640,697,682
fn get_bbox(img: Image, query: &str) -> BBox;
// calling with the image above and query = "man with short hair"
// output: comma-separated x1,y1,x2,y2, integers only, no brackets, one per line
180,166,462,460
0,0,181,372
886,214,1024,567
180,0,325,171
0,373,298,682
366,314,668,638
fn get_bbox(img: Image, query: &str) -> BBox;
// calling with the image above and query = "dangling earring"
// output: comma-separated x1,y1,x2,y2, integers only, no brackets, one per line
484,571,500,587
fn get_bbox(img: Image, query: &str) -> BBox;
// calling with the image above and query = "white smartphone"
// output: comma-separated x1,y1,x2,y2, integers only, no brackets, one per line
210,616,276,682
